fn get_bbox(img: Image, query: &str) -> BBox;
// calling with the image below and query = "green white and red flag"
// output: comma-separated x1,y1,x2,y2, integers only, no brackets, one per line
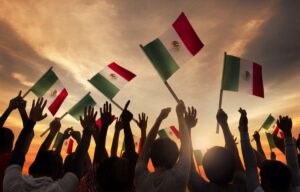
221,54,264,98
272,126,285,139
266,132,276,149
66,139,74,154
89,62,136,99
141,12,204,80
158,126,180,141
68,93,97,121
30,68,68,116
261,114,275,130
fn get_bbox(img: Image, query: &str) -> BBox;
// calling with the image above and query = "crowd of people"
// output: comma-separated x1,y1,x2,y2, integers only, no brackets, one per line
1,91,300,192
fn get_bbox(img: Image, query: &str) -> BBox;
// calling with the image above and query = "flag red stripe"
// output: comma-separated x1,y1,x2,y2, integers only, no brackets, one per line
272,126,279,136
67,139,74,154
172,12,204,56
108,62,136,81
170,125,180,139
48,88,68,116
252,63,264,98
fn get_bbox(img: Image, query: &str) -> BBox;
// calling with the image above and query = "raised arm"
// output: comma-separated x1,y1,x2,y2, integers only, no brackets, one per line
70,106,97,178
111,118,123,157
55,127,73,154
94,102,113,164
253,131,266,159
135,113,148,152
10,98,47,168
277,116,300,187
217,109,244,171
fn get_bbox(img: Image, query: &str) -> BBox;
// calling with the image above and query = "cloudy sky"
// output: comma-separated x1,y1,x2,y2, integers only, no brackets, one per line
1,0,300,172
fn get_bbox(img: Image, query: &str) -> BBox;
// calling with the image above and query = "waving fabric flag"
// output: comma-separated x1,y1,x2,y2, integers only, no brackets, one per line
141,12,204,80
31,68,68,116
266,132,276,149
261,114,275,130
221,54,264,98
68,93,97,120
89,62,136,99
158,126,180,141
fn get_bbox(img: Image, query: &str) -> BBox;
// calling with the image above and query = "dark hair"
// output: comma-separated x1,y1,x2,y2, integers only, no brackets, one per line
29,150,63,180
97,157,133,192
150,138,179,169
202,146,235,185
260,160,291,192
64,153,91,177
0,127,14,154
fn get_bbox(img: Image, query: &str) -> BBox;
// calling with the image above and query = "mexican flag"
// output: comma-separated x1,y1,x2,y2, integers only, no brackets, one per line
31,68,68,116
272,126,285,139
66,139,74,154
158,126,180,140
266,132,276,149
221,54,264,98
89,62,136,99
261,114,275,130
141,12,204,80
68,93,97,121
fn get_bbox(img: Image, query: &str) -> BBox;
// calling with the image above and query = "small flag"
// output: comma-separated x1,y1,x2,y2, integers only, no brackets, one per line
272,126,285,139
221,54,264,98
68,93,97,121
141,12,204,80
30,68,68,116
66,139,74,154
158,126,180,140
52,132,63,149
266,132,276,149
89,62,136,99
261,114,275,130
194,149,203,165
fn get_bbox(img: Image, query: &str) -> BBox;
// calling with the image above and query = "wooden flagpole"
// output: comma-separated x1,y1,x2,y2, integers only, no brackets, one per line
216,52,227,133
22,66,53,99
164,81,180,103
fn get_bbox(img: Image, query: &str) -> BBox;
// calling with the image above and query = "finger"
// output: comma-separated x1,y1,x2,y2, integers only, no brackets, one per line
93,111,98,120
124,100,130,110
41,99,47,109
32,99,35,109
146,116,148,122
41,113,47,120
139,114,141,121
188,107,191,115
80,116,83,123
18,90,22,97
109,103,112,114
84,107,87,117
100,108,103,116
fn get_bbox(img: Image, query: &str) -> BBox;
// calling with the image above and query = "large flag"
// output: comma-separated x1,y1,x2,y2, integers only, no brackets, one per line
141,12,204,80
266,132,276,149
221,54,264,98
158,126,180,141
89,62,136,99
261,114,275,130
68,93,97,120
31,68,68,116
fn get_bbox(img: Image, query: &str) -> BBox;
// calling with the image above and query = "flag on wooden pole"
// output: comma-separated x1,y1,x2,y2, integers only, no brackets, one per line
68,93,96,120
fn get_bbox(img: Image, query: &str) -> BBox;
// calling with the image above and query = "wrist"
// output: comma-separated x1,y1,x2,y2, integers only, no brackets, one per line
284,131,292,138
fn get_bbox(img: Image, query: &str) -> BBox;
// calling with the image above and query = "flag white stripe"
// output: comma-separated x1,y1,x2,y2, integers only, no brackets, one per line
239,59,253,95
99,67,128,90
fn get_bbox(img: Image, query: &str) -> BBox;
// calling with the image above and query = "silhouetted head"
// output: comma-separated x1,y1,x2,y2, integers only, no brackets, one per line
29,150,63,180
151,138,179,170
203,146,235,185
0,127,14,154
64,153,91,177
260,160,291,192
298,154,300,168
97,157,134,192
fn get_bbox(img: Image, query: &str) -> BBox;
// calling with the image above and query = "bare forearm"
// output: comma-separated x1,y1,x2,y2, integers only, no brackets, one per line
285,137,300,187
255,140,266,159
111,130,120,157
0,108,12,128
55,137,66,155
124,122,135,155
18,108,28,127
39,131,57,153
94,126,108,163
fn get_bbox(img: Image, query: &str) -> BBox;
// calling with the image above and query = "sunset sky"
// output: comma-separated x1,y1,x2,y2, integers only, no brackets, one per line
1,0,300,173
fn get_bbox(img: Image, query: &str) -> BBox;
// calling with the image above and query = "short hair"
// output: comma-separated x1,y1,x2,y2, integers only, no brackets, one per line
150,138,179,169
97,157,134,192
202,146,235,185
64,153,91,177
0,127,14,153
260,160,291,192
29,150,63,180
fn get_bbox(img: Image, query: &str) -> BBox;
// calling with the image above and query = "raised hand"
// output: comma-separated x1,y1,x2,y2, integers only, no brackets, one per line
176,100,186,117
80,106,97,133
49,118,61,134
216,109,228,126
296,134,300,151
253,131,260,142
158,107,171,120
238,108,248,132
185,107,198,129
100,101,114,127
136,113,148,132
120,100,133,124
63,127,73,140
8,91,26,111
115,118,123,132
29,98,47,122
277,116,292,138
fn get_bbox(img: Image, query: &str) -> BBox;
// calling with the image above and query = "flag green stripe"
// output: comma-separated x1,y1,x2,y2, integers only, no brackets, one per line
266,132,276,149
158,129,168,138
262,115,275,130
221,55,240,91
142,39,179,80
53,132,63,149
68,94,96,120
31,70,58,97
89,73,119,99
194,150,202,165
